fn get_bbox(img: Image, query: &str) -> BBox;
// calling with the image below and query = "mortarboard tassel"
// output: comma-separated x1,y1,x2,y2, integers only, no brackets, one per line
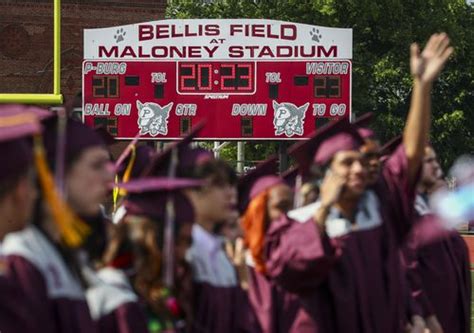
33,134,91,248
163,147,179,288
112,133,140,214
113,145,137,213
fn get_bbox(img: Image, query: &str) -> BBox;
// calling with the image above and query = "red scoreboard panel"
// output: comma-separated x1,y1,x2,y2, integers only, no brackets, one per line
83,19,353,140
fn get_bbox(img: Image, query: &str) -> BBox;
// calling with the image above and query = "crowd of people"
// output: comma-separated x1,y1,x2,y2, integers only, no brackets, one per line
0,32,472,333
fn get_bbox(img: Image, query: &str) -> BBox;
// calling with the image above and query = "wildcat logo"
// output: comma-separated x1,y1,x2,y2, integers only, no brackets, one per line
136,100,173,136
272,101,309,137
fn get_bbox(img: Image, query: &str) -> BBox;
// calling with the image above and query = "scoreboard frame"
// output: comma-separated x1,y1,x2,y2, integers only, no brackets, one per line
83,19,353,140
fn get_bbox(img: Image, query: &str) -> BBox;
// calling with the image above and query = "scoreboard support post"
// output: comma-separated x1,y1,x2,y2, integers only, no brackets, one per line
236,142,245,174
278,141,289,174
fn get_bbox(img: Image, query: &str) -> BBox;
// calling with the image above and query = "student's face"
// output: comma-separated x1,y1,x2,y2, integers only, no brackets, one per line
330,150,368,197
66,147,113,217
187,181,238,226
267,183,293,221
421,146,442,189
360,139,381,186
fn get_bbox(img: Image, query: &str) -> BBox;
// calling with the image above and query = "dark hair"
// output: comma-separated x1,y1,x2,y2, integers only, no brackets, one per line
103,217,170,318
0,168,30,201
181,159,237,186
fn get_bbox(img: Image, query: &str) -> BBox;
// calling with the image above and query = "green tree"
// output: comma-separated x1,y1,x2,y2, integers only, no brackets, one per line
167,0,474,170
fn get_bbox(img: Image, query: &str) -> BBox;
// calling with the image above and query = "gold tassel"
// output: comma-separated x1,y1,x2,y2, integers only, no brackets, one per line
33,134,90,248
113,174,120,214
113,145,137,213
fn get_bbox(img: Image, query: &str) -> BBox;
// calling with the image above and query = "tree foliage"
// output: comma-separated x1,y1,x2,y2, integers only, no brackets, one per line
167,0,474,169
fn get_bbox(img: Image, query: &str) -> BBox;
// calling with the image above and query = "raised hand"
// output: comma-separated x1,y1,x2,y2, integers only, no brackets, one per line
319,170,347,209
404,315,426,333
425,315,444,333
313,170,347,228
226,237,249,290
410,33,454,84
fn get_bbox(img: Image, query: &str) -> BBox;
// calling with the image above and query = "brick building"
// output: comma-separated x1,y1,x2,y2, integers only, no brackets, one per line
0,0,167,102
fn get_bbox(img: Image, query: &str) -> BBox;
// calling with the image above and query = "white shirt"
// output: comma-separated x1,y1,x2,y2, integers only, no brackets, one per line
187,224,238,287
288,190,382,238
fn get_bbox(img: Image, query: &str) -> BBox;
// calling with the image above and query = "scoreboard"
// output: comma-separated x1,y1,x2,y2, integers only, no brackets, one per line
83,19,352,140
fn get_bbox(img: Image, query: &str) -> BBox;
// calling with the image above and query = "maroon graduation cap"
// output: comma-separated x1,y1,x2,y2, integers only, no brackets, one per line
41,116,106,167
116,145,156,181
313,125,365,166
379,135,403,158
353,112,375,139
114,177,203,226
94,125,116,146
237,155,281,214
281,166,299,189
288,118,352,172
0,105,49,180
143,121,212,177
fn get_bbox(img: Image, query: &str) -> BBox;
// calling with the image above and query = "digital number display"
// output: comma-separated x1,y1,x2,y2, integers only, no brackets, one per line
313,76,341,98
83,60,352,139
178,62,255,94
93,76,119,98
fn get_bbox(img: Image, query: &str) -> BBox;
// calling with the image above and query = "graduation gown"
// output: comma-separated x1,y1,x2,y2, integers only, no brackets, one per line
0,246,39,333
86,267,149,333
275,144,417,333
403,203,471,333
247,217,335,333
2,226,97,333
187,224,258,333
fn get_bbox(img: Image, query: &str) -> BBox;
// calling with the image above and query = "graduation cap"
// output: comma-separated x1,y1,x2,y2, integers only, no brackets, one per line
119,179,201,224
288,118,354,172
353,112,375,139
313,124,365,166
115,178,199,226
143,121,212,177
237,156,280,214
0,105,49,181
112,141,156,214
281,166,299,189
41,116,106,168
379,135,403,158
117,177,203,194
116,145,155,180
94,125,115,146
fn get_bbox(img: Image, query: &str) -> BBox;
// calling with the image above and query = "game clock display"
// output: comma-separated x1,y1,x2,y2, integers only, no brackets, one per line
82,60,351,139
178,62,255,93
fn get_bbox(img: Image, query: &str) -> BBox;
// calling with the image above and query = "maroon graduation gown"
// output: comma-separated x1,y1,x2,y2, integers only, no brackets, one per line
404,211,471,333
2,226,98,333
188,224,258,333
247,217,335,333
0,252,40,333
269,144,417,333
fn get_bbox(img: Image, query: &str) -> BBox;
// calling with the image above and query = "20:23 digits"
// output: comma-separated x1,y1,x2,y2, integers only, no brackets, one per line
178,62,254,93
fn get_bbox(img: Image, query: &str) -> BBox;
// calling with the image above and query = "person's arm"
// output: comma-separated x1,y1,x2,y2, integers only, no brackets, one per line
313,170,346,230
404,33,453,185
264,215,338,293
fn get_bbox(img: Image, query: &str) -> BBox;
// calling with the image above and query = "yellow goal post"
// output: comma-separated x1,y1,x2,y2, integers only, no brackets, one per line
0,0,62,105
